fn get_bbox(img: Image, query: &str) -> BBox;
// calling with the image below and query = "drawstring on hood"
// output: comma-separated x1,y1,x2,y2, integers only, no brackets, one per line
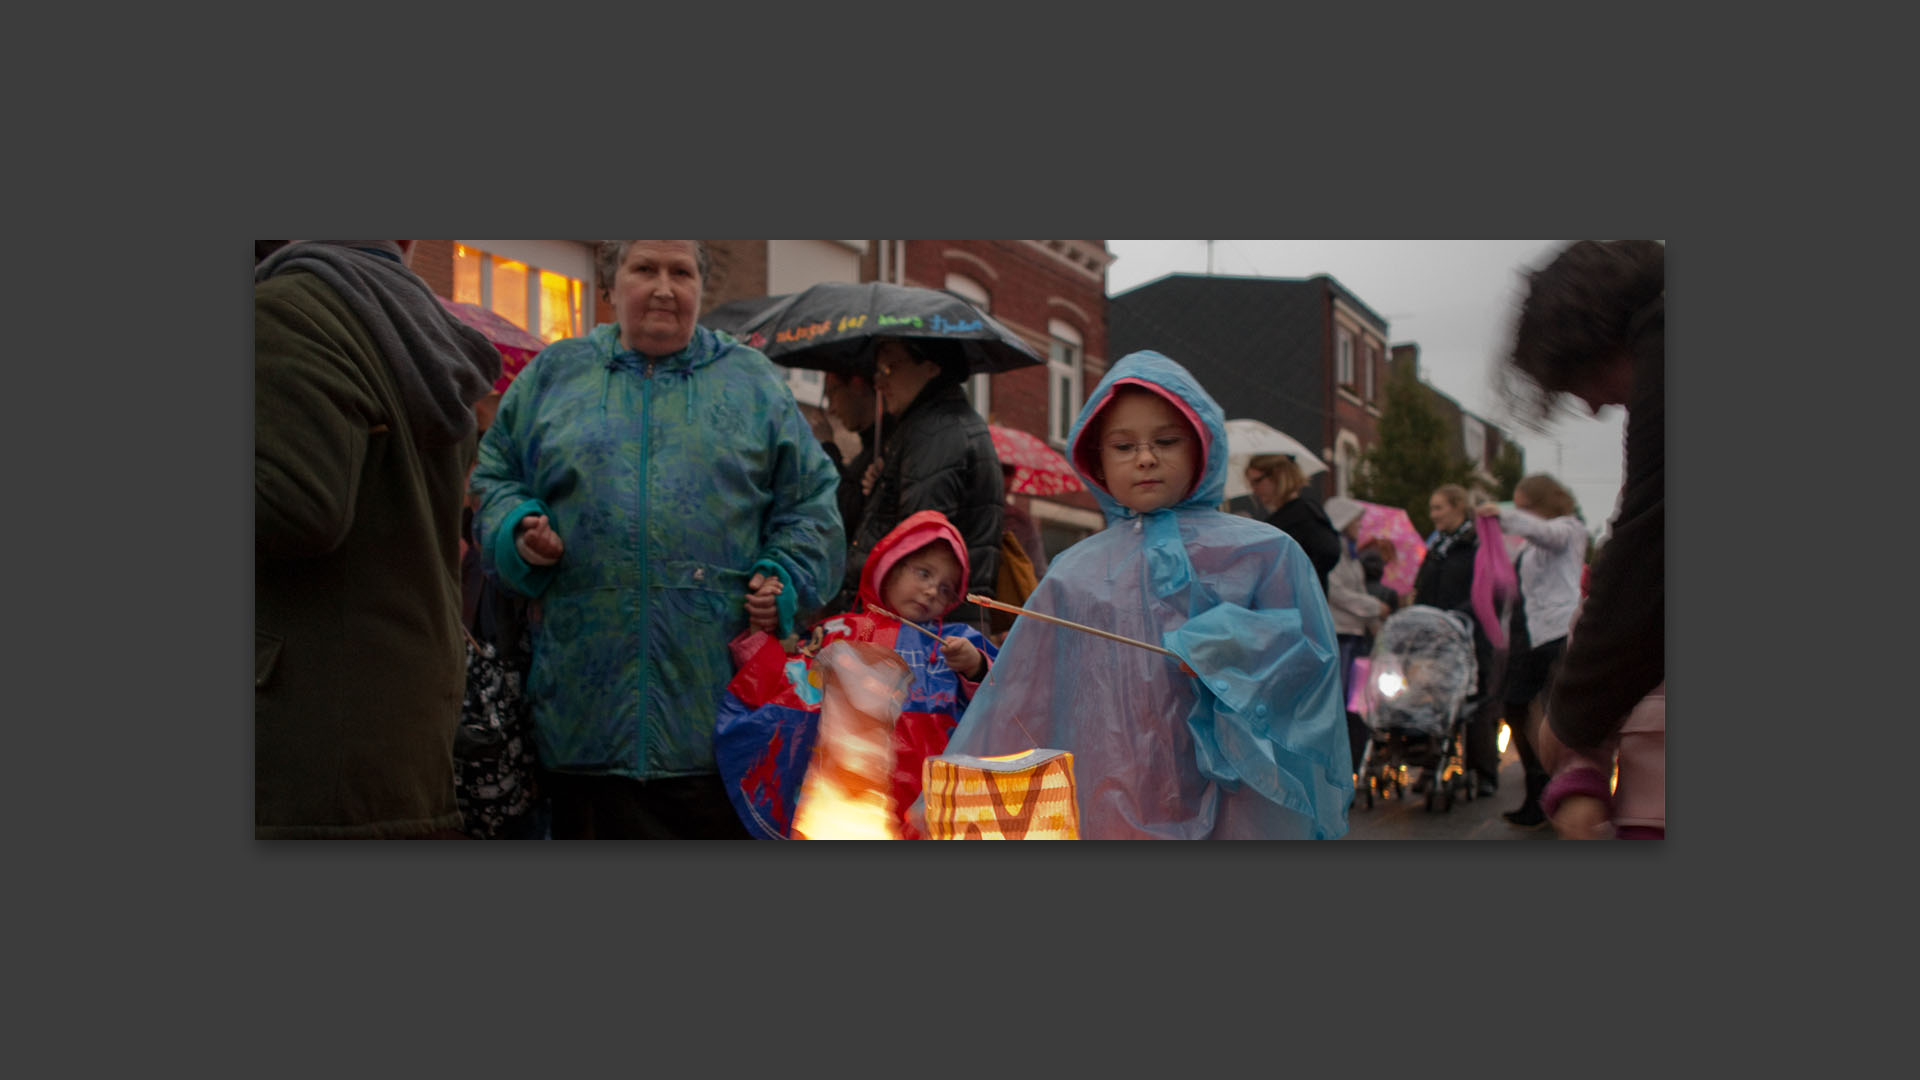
256,241,500,447
597,323,724,419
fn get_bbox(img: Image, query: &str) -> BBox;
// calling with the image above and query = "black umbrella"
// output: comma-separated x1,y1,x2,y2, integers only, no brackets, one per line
700,281,1044,378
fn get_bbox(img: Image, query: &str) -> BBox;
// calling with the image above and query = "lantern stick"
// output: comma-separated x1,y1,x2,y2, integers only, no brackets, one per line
866,603,946,642
964,594,1197,676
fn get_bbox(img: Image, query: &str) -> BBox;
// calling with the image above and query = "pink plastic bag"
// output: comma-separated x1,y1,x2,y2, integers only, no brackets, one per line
1472,514,1519,650
1346,656,1370,714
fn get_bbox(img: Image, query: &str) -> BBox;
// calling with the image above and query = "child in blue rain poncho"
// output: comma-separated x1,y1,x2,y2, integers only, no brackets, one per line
938,351,1352,839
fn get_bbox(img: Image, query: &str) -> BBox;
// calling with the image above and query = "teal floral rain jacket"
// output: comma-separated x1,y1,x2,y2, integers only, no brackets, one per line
471,324,844,781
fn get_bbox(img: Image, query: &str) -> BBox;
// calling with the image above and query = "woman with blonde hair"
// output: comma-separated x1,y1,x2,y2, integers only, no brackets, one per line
1246,453,1340,594
1412,483,1502,793
1475,473,1586,828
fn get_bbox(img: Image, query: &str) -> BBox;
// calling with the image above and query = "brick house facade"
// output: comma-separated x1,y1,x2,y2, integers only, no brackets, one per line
1387,343,1525,490
1107,273,1389,502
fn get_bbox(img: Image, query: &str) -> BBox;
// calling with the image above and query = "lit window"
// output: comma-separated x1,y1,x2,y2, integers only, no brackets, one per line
453,243,587,344
492,257,529,331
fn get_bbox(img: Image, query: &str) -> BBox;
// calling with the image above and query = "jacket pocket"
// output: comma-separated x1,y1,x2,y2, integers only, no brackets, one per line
256,630,283,688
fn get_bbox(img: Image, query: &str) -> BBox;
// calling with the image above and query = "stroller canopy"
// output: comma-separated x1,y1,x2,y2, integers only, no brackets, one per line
1363,605,1478,737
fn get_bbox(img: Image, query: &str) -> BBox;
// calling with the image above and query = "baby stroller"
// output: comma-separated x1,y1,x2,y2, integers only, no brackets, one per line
1356,605,1481,813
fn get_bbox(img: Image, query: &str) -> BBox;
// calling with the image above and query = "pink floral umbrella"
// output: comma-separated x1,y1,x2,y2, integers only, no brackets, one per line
436,296,550,393
1352,500,1427,597
989,423,1082,497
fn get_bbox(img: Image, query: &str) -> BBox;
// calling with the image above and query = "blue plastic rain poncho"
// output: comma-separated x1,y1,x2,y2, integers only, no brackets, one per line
470,323,844,781
940,351,1351,838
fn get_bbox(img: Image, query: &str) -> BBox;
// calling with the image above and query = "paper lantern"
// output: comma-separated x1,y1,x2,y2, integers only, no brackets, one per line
790,640,913,840
922,748,1080,840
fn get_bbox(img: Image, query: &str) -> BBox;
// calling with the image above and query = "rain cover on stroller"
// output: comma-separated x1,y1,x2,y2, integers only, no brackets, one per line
1362,605,1478,737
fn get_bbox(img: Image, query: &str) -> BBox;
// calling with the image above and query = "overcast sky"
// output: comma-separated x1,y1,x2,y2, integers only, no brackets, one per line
1103,240,1628,535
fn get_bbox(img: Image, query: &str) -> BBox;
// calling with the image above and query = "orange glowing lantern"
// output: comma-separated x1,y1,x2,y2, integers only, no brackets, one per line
922,748,1080,840
790,640,913,840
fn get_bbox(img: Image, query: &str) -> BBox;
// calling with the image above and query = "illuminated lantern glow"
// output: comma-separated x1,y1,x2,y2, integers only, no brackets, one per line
790,640,913,840
922,748,1080,840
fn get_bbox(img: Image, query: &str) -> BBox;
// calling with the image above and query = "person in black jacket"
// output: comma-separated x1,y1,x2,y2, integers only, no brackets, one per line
1412,483,1501,794
1359,541,1400,612
833,339,1002,627
1502,238,1664,839
1247,453,1340,595
820,370,879,544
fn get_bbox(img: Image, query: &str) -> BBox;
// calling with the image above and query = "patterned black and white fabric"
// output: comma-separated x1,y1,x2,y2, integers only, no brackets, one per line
454,627,538,838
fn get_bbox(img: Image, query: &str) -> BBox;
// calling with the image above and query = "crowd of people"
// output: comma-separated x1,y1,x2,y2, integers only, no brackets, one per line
255,238,1664,841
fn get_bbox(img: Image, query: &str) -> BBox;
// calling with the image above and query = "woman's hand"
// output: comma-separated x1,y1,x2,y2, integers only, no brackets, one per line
1549,794,1613,840
515,514,564,566
745,572,784,633
1475,502,1501,518
940,634,985,679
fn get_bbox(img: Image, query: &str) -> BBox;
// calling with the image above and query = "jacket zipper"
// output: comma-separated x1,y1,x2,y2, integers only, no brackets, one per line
638,356,654,775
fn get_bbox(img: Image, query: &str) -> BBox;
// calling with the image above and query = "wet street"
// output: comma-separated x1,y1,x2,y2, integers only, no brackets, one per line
1343,740,1560,841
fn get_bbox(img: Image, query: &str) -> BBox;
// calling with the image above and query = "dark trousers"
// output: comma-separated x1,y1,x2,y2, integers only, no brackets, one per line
1464,697,1502,785
544,772,752,840
1504,702,1550,809
1338,633,1371,774
1501,636,1566,810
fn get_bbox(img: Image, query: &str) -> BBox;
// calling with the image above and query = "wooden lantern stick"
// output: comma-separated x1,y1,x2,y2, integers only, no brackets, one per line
866,603,946,642
964,594,1197,676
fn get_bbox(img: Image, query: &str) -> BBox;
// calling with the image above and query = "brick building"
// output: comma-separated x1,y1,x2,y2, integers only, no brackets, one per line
1387,343,1525,490
1107,273,1391,501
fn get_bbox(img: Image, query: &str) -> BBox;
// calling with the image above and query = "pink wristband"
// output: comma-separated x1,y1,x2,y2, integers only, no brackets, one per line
1541,767,1613,819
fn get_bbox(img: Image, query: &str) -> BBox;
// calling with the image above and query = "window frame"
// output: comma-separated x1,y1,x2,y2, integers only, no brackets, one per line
946,273,994,418
1046,318,1084,449
452,243,587,345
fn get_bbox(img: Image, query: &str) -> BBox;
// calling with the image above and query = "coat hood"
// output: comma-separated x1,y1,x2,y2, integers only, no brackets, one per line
1323,495,1365,534
255,241,501,447
592,321,732,374
1067,350,1224,524
856,509,970,620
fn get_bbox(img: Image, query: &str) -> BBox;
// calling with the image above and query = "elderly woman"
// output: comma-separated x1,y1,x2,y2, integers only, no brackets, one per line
1323,496,1391,778
470,240,844,839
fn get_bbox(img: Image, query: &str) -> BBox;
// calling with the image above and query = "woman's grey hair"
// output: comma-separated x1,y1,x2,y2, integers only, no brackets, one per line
594,240,711,296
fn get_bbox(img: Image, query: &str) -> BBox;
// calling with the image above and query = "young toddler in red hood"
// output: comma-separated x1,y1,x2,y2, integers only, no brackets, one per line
715,510,997,838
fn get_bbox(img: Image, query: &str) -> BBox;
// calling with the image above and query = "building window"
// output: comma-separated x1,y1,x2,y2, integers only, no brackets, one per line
946,273,993,418
1364,343,1377,400
1047,319,1084,449
1335,431,1363,498
453,243,586,344
768,240,867,407
1462,415,1487,469
1336,328,1355,388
